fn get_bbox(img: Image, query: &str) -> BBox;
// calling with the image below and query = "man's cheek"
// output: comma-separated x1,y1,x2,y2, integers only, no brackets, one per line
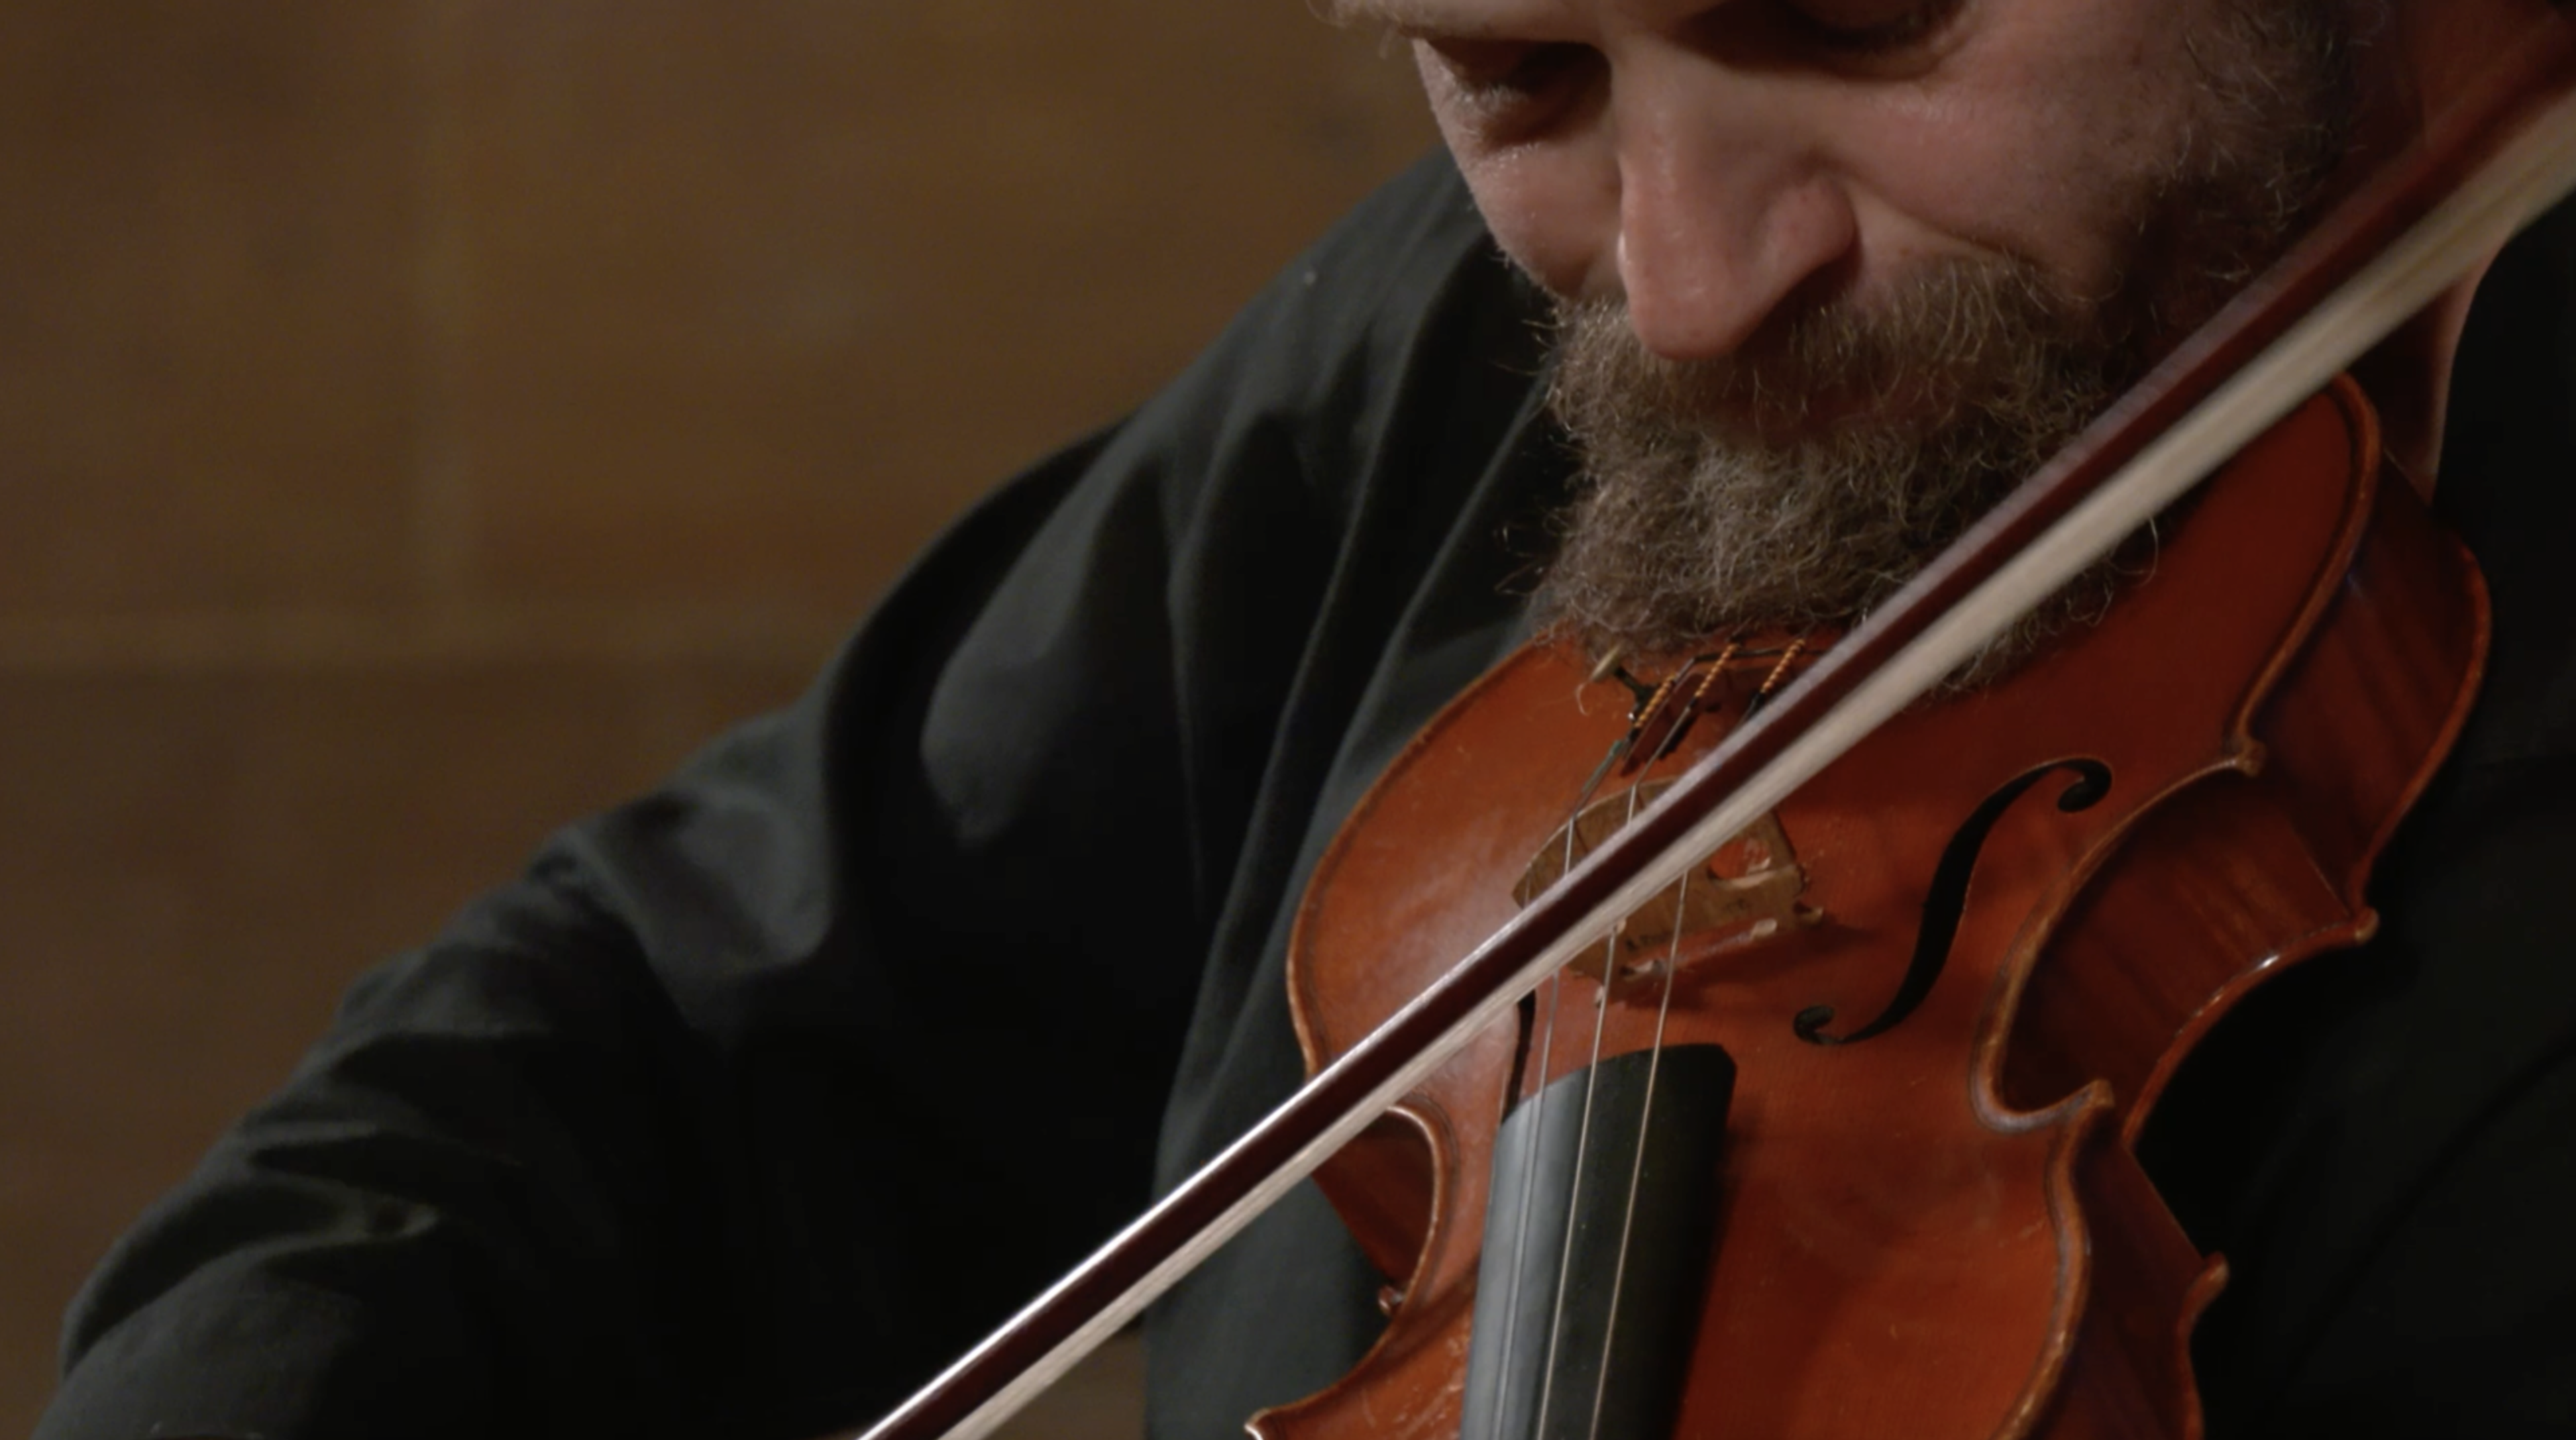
1454,148,1623,302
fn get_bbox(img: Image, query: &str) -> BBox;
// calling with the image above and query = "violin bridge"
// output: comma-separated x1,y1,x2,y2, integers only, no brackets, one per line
1513,781,1822,981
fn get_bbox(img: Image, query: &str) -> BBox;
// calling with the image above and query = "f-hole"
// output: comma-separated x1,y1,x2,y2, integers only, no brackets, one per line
1794,758,2112,1047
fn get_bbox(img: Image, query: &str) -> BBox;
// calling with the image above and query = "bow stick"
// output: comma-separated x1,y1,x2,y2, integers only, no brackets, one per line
857,23,2576,1440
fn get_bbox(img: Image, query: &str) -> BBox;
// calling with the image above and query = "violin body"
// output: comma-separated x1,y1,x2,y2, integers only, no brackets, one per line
1263,379,2487,1440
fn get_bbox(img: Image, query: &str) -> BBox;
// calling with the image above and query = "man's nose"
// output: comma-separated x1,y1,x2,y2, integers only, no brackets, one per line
1613,82,1859,361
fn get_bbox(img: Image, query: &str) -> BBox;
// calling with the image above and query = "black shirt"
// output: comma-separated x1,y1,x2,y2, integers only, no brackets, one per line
38,154,2576,1440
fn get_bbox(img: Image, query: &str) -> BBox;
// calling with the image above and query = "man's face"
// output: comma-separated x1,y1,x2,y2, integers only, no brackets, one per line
1348,0,2355,665
1399,0,2310,361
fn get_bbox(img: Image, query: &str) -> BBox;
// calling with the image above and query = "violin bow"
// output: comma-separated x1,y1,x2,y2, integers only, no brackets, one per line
857,20,2576,1440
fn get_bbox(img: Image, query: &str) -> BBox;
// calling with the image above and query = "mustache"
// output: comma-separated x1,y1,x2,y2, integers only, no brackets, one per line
1547,256,2114,445
1533,258,2134,676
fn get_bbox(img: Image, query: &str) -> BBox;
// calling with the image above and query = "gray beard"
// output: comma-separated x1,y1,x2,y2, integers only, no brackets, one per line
1534,0,2361,682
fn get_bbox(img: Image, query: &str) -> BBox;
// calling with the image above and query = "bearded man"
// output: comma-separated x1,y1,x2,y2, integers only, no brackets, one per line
38,1,2576,1437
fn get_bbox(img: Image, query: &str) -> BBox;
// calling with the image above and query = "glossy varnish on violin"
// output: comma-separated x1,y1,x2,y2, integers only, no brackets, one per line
1265,378,2488,1440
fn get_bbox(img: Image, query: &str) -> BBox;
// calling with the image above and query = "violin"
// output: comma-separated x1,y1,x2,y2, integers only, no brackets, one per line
1269,372,2480,1439
856,17,2576,1440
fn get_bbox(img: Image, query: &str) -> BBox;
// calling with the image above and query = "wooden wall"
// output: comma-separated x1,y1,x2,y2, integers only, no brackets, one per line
0,2,1438,1430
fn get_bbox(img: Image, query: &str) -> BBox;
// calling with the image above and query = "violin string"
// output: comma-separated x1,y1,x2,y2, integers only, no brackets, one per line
1745,633,1807,717
1493,973,1561,1435
1489,772,1598,1435
1509,648,1730,1437
1583,870,1693,1440
1546,654,1724,1439
1527,917,1625,1440
1494,655,1676,1425
1532,654,1708,1440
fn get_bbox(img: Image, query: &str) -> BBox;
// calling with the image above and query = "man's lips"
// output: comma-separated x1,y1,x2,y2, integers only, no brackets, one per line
1666,371,1966,448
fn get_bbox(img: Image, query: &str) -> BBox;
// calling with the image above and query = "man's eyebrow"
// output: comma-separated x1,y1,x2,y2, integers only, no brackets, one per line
1324,0,1409,30
1322,0,1505,38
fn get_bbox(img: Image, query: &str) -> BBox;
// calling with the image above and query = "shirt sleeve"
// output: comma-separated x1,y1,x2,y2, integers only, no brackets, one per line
36,151,1517,1440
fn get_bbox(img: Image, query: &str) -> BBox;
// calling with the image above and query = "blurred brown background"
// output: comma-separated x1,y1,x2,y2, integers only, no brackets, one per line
0,1,1438,1431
